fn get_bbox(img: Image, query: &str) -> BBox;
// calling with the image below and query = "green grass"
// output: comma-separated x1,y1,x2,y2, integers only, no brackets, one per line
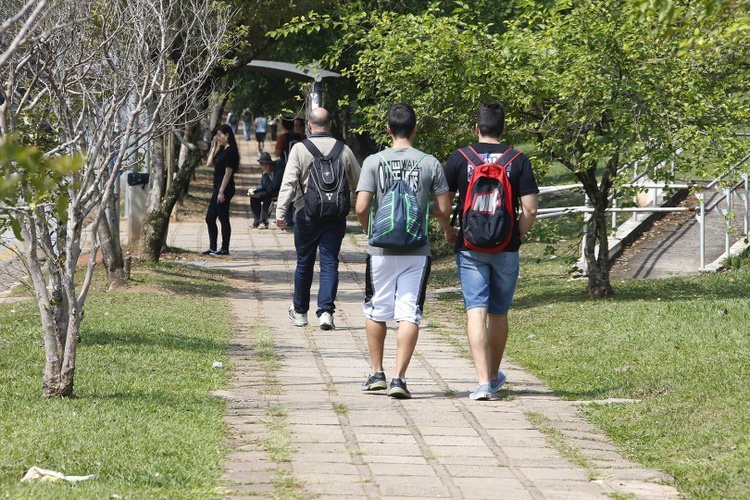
0,263,232,499
433,235,750,499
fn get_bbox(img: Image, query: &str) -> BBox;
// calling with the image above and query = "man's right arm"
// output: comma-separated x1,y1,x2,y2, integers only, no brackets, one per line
355,191,373,233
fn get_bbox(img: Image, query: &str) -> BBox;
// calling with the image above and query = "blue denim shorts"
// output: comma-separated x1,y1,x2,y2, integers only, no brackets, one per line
456,250,519,315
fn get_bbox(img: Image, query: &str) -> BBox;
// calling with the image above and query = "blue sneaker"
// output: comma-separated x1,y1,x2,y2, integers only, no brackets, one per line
490,370,507,393
470,383,492,400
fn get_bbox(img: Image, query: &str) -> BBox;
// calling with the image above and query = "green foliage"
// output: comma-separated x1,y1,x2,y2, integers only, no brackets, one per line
0,136,84,238
270,0,748,294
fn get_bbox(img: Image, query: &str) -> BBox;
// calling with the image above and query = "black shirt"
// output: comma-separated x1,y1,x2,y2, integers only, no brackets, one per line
213,146,239,192
444,142,539,252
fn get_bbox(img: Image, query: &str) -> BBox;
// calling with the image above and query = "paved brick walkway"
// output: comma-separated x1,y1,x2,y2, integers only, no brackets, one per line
0,137,683,498
165,141,681,498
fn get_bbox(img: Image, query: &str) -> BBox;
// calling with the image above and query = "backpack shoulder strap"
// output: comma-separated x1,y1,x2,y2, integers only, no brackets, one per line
302,139,322,158
495,148,523,167
328,140,345,159
457,146,483,167
376,152,395,177
302,139,345,161
406,153,427,176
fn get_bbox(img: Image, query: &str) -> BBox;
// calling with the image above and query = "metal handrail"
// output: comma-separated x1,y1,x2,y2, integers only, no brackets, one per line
535,151,749,273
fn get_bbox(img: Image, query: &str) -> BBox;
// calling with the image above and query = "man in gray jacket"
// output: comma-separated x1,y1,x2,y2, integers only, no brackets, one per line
275,107,361,330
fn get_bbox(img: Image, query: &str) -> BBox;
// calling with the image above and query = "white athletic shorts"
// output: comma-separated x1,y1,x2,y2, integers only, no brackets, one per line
363,254,431,325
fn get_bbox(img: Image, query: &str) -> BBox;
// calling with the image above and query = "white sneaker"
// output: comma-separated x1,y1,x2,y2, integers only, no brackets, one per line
288,305,308,327
319,312,335,330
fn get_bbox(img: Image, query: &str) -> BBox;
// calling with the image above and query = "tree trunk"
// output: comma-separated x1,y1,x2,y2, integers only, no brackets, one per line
22,205,83,398
97,192,128,290
576,162,615,298
142,121,209,261
583,207,614,298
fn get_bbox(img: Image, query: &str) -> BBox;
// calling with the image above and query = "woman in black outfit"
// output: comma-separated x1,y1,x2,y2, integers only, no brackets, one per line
203,124,239,255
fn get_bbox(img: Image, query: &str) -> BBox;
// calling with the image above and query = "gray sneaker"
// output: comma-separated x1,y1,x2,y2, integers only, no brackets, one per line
362,371,387,391
386,378,411,399
288,305,308,327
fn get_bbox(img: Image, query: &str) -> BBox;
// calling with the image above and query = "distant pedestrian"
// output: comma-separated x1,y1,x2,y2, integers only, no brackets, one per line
268,115,279,141
227,111,239,135
202,124,240,256
254,115,268,151
249,152,282,229
275,117,305,165
274,107,361,331
444,102,539,400
241,109,253,141
274,117,306,227
355,103,453,399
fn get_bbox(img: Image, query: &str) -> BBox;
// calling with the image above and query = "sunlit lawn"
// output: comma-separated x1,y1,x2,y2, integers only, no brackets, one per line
0,263,233,499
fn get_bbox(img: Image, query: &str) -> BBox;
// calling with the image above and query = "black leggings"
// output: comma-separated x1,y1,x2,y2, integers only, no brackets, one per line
205,188,234,251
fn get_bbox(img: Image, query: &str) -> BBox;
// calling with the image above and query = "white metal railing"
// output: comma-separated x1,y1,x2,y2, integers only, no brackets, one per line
536,153,750,272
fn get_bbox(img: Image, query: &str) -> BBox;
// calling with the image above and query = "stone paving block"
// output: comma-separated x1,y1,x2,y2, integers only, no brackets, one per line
221,469,276,484
347,411,409,427
293,460,361,475
501,445,563,461
443,463,517,478
437,455,501,466
291,431,348,444
199,202,683,500
356,432,421,444
224,483,276,497
358,441,423,457
367,462,438,477
377,479,453,498
285,413,341,425
598,467,673,482
532,479,614,496
362,455,429,465
580,447,632,462
294,473,370,492
348,425,412,435
227,451,272,462
486,431,553,448
429,444,496,458
452,477,531,499
568,437,622,452
289,451,355,464
516,466,591,482
421,434,486,447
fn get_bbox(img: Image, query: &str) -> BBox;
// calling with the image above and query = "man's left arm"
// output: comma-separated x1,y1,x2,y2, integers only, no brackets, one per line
518,193,538,238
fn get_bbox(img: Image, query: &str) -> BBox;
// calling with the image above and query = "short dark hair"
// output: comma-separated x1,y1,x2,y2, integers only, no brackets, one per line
388,103,416,138
476,102,505,137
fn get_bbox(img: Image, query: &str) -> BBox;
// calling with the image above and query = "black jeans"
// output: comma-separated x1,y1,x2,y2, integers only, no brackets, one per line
205,187,234,251
250,194,273,225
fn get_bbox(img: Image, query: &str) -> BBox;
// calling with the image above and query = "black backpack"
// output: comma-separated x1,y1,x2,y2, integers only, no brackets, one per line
302,139,350,221
283,132,303,165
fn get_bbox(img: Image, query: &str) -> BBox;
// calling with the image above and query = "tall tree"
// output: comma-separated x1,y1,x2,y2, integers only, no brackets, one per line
1,0,232,396
137,0,323,262
276,0,749,296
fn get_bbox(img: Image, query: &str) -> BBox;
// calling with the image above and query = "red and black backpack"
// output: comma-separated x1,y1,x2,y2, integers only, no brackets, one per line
457,146,521,252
